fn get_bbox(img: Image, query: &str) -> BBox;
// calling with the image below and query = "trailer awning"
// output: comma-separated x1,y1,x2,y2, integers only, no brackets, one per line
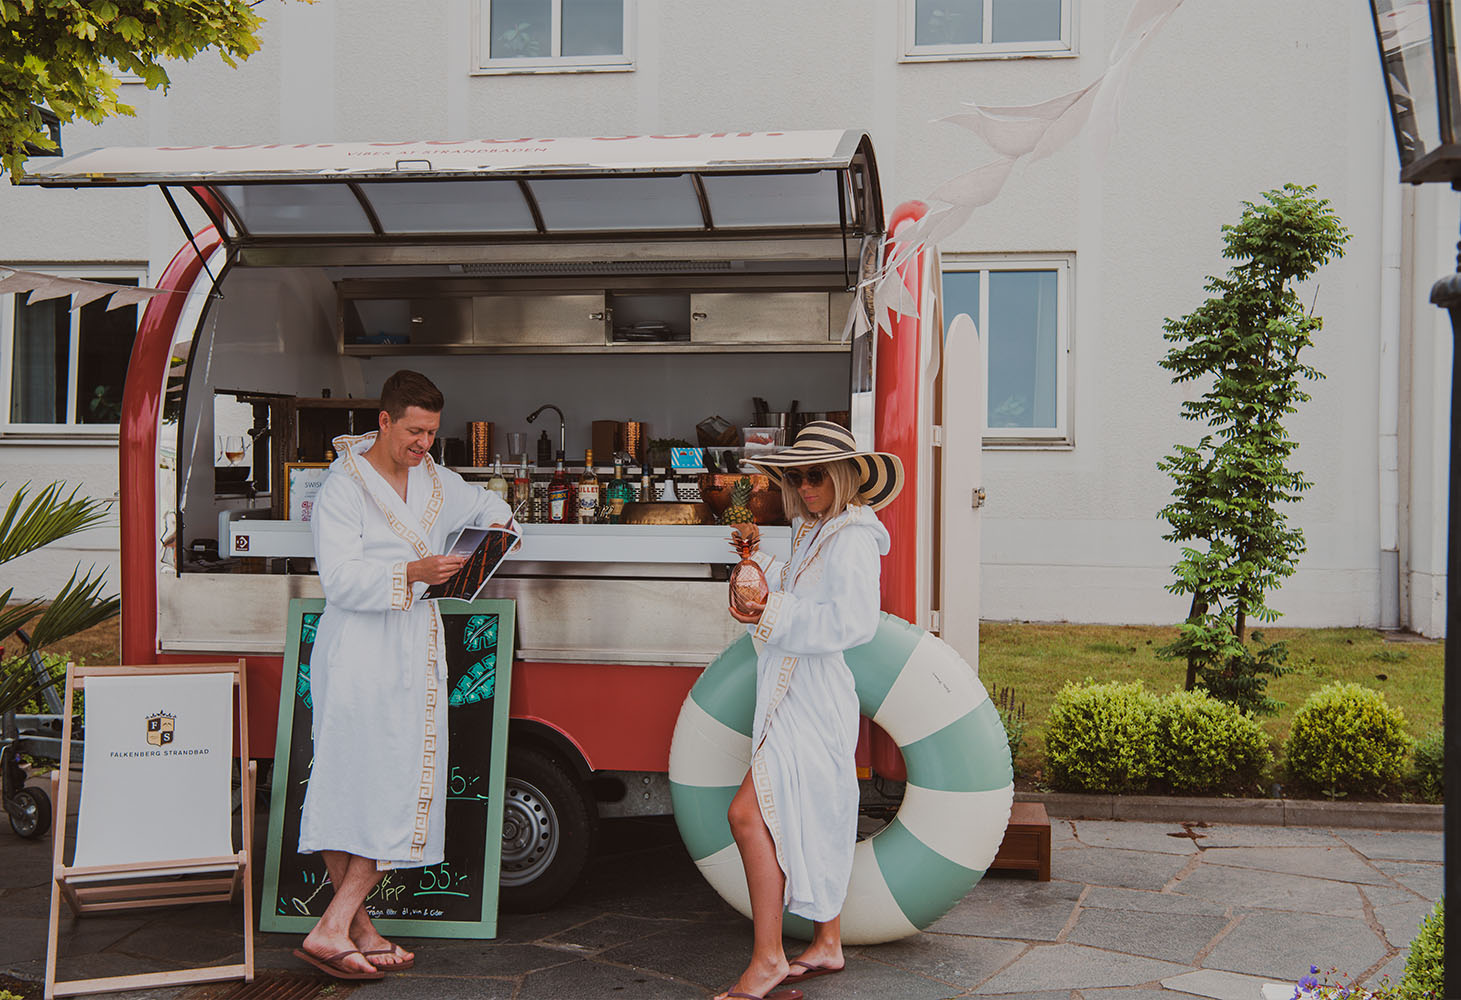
20,131,883,248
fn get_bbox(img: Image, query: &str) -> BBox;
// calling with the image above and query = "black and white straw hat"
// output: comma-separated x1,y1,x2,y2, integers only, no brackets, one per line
746,421,905,512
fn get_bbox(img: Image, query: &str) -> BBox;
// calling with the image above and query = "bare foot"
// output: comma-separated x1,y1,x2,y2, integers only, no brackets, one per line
714,952,790,999
785,941,844,980
299,928,377,976
352,913,414,969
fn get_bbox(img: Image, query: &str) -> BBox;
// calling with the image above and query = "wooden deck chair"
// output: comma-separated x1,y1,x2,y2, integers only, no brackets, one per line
45,661,255,999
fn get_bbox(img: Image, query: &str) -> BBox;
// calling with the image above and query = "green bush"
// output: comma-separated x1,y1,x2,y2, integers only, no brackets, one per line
1283,682,1410,797
1409,730,1443,803
1400,898,1443,999
1153,689,1273,794
1045,680,1159,793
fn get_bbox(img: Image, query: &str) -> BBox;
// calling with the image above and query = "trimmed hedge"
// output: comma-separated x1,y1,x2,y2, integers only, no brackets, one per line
1153,689,1273,794
1045,681,1159,793
1283,682,1410,796
1410,729,1443,803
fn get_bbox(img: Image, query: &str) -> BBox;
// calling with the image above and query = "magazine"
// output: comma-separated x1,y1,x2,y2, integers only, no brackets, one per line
421,524,523,602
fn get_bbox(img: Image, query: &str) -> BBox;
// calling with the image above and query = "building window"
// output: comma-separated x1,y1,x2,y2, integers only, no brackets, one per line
902,0,1073,60
474,0,633,74
2,269,144,432
942,255,1072,446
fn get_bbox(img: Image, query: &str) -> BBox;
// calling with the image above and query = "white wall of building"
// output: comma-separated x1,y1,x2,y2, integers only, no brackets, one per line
0,0,1449,634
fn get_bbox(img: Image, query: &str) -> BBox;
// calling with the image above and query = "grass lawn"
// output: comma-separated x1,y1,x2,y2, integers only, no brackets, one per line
978,622,1444,783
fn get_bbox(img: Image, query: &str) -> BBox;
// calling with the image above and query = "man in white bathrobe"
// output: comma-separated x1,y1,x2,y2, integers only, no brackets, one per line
293,370,514,980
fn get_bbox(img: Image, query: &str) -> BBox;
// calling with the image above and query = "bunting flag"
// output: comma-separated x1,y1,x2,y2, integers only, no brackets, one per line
863,0,1186,338
0,268,169,312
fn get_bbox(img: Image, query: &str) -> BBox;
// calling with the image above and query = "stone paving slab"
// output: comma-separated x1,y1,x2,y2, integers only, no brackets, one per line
1197,845,1394,885
380,974,518,999
1072,821,1200,855
855,932,1026,993
1202,910,1388,982
1064,907,1229,964
1080,886,1228,917
1372,898,1437,948
1161,968,1280,1000
1374,860,1444,900
971,942,1190,994
1193,825,1345,849
1168,863,1371,916
928,879,1082,942
1336,830,1444,863
1053,846,1192,891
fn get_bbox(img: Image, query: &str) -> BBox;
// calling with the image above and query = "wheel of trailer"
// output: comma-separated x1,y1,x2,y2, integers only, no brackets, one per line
498,748,597,912
9,785,52,840
668,613,1013,944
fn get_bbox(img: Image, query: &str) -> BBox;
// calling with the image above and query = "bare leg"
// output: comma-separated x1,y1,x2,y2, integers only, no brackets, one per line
319,851,415,969
715,771,791,1000
300,852,386,975
788,915,845,977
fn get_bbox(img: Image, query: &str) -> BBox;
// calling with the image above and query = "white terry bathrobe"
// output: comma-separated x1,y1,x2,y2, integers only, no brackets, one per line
748,503,889,921
299,432,513,869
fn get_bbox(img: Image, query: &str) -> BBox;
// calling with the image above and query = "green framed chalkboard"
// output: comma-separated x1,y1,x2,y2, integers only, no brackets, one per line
260,597,515,939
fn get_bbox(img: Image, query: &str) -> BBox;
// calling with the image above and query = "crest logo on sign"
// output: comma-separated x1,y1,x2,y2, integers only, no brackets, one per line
146,711,176,746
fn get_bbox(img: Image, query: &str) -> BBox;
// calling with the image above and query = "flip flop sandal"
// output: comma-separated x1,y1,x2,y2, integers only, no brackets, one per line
292,947,385,981
363,946,415,971
724,990,803,1000
783,960,844,983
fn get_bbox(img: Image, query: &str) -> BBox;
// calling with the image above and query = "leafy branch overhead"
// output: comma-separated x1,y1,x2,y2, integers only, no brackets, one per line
0,1,284,179
1157,184,1351,714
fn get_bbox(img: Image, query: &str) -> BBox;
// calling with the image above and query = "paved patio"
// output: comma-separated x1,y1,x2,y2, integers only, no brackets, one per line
0,802,1441,999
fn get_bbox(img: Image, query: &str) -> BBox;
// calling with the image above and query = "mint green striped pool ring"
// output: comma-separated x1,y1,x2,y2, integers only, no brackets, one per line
668,612,1013,945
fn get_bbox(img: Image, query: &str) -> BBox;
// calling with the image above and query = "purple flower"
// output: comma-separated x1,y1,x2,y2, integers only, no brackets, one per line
1310,966,1320,975
1299,975,1319,992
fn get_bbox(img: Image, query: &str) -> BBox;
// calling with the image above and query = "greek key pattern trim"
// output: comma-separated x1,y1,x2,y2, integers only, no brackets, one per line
753,591,785,644
390,560,412,611
750,750,788,879
409,613,442,862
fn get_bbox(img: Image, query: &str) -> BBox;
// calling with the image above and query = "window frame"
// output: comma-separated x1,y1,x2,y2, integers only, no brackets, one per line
941,253,1074,449
899,0,1076,62
0,263,149,438
472,0,636,75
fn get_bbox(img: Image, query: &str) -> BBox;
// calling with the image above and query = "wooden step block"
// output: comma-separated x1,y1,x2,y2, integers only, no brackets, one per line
990,801,1051,880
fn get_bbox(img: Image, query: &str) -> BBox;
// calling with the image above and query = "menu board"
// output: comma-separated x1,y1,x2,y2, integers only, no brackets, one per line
260,597,515,938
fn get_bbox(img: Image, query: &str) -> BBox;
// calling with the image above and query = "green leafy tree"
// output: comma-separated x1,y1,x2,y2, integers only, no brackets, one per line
0,483,118,715
1,1,283,179
1157,184,1350,714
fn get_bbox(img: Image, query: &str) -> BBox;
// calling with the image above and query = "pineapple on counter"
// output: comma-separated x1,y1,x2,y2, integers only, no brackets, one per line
720,476,756,527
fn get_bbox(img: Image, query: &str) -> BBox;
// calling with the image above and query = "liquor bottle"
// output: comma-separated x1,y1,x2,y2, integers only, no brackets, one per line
512,459,533,522
576,449,601,524
547,453,571,524
488,455,509,502
605,457,634,524
638,470,652,504
536,430,553,467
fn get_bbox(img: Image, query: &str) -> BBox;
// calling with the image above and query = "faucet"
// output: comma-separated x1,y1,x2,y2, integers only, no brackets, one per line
526,404,565,458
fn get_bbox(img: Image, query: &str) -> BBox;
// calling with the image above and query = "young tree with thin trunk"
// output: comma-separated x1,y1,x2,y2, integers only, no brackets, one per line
1157,184,1350,715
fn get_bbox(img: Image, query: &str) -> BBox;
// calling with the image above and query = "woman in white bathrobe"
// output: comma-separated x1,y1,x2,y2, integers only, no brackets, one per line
716,421,904,1000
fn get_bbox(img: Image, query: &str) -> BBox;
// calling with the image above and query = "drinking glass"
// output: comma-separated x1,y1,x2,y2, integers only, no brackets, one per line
507,432,526,461
223,435,246,465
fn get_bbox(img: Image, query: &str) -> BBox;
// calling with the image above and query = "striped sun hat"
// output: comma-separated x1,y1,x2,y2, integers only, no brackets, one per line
746,420,905,511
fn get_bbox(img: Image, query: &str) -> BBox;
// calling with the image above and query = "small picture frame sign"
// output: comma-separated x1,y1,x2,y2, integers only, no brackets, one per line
284,463,331,521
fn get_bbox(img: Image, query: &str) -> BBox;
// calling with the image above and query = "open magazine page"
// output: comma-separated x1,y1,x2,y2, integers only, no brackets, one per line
421,524,522,602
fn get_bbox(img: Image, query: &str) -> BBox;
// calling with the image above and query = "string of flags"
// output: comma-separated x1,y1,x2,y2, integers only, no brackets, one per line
0,267,168,312
852,0,1186,341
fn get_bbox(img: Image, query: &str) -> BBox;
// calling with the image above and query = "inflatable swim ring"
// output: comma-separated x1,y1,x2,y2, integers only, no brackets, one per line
668,613,1013,945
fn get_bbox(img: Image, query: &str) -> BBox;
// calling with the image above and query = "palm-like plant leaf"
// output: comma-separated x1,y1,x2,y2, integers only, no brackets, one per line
23,566,119,653
0,650,64,718
0,586,43,645
0,482,113,566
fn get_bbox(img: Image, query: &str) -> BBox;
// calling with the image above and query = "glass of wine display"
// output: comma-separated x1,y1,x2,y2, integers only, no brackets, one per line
223,435,247,465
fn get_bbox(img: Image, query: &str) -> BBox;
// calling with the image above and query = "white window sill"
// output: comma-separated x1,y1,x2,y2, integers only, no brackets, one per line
982,437,1074,451
0,428,120,444
471,62,634,76
900,49,1076,63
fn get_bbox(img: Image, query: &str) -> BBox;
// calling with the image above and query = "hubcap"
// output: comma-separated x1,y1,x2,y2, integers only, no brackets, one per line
499,776,559,887
11,794,38,837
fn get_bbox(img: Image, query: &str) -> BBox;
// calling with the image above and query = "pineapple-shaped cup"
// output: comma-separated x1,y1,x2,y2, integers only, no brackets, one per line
724,478,769,615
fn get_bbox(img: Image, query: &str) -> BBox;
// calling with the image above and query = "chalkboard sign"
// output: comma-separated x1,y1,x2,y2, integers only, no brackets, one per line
260,597,515,939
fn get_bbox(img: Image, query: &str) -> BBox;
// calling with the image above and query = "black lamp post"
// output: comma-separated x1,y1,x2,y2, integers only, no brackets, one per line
1366,1,1458,993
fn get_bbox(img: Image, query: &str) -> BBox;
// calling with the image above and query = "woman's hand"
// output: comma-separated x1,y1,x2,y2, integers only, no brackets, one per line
407,555,466,585
729,523,760,556
729,597,765,624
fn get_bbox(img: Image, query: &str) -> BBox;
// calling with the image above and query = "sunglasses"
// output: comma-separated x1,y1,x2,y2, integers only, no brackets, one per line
782,466,829,489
